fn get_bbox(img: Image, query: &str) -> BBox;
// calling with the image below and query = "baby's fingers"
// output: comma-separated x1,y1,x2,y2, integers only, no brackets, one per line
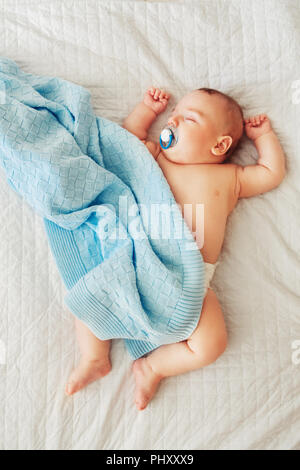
148,87,159,97
246,114,268,126
159,90,170,99
244,118,254,127
148,87,170,100
160,98,168,106
155,89,169,100
254,115,268,126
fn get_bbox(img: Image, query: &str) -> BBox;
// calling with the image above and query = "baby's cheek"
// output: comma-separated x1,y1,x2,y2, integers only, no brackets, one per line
193,131,210,149
203,125,218,146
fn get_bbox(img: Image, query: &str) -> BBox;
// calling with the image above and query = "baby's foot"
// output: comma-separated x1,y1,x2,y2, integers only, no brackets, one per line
132,357,163,411
65,357,111,396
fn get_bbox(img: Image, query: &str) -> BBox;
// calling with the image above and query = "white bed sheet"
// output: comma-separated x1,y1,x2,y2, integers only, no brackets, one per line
0,0,299,450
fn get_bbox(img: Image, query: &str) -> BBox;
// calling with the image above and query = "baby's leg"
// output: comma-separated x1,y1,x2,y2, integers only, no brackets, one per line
65,318,112,396
133,288,227,410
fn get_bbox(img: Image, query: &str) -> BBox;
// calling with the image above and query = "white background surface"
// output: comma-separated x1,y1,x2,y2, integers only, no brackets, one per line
0,0,299,450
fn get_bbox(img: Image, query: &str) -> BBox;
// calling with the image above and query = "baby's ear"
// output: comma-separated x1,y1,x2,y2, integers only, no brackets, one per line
211,136,233,156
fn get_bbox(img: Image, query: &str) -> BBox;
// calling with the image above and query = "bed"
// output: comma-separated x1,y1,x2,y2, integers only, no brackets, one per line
0,0,299,450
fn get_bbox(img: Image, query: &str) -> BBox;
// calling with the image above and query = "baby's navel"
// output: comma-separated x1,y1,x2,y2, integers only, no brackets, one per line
214,189,220,197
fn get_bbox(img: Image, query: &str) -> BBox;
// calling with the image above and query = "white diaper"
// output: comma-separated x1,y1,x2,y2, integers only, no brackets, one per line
204,261,219,295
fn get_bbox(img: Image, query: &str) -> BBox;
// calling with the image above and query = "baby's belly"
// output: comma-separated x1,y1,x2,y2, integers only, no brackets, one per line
174,195,228,264
155,154,231,264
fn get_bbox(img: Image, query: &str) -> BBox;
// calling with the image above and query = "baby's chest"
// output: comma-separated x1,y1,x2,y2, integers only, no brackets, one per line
158,164,229,215
173,181,228,233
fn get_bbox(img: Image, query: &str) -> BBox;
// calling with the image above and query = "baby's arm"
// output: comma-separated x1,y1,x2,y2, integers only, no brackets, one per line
122,87,170,141
236,115,286,198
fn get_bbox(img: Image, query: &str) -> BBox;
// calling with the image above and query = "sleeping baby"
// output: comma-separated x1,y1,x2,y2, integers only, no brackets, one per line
65,86,286,411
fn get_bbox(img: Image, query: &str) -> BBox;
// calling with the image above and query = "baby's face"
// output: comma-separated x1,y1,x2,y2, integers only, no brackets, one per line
162,90,229,164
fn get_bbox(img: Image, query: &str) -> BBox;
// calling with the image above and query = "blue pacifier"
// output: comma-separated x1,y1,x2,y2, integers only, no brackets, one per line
159,126,179,149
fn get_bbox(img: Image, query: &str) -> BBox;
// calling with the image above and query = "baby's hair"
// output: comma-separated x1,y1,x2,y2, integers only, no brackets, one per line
196,87,244,159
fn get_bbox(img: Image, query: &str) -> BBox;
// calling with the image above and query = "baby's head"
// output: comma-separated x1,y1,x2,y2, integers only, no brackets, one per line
162,88,244,164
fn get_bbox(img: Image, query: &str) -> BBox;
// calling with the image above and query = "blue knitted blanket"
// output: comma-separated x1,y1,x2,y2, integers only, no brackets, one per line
0,58,205,359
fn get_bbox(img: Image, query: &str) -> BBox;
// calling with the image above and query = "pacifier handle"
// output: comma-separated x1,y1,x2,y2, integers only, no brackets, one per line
160,127,177,150
159,133,173,149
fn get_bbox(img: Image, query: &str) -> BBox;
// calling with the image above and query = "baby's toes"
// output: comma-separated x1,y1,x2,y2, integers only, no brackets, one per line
65,357,111,396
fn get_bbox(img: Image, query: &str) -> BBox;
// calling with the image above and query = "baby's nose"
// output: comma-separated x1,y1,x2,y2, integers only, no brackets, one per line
167,117,178,127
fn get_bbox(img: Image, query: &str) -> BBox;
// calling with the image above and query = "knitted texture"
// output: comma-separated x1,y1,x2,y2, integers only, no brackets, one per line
0,57,205,359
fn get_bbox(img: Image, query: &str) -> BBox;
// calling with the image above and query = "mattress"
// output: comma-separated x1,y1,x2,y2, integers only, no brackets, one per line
0,0,299,450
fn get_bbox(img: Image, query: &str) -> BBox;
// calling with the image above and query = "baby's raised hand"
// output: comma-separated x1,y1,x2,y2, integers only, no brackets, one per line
144,87,170,116
244,114,272,141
